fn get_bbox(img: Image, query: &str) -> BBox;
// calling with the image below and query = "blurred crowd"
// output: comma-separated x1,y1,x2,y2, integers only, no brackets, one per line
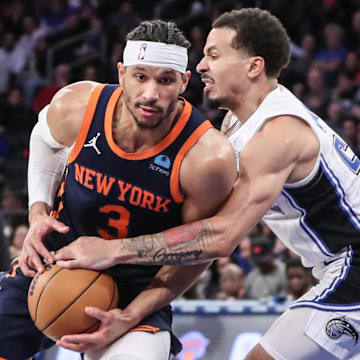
2,0,360,302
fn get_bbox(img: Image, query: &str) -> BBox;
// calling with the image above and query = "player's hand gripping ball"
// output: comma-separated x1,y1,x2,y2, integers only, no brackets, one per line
27,264,119,340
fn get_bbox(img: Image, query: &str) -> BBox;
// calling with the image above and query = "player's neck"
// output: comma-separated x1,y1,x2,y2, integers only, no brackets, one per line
113,97,183,153
231,79,278,125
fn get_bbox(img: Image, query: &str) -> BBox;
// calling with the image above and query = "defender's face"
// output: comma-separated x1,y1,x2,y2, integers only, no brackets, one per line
118,64,190,129
197,28,250,110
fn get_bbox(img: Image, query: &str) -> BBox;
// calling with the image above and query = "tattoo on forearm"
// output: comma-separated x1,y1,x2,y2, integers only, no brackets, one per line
127,220,214,265
151,248,202,265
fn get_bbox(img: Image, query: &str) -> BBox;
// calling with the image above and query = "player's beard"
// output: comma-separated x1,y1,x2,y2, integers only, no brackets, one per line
123,90,178,129
203,91,235,111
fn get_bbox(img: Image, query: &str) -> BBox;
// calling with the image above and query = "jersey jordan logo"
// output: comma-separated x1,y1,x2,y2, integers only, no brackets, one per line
84,132,101,155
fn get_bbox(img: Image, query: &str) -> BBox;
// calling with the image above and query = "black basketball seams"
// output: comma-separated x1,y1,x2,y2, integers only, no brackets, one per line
39,271,102,332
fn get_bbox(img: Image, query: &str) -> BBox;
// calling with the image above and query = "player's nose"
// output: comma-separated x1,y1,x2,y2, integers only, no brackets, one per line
196,56,208,73
142,81,160,102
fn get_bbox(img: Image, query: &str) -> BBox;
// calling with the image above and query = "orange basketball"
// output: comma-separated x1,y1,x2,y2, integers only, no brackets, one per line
27,264,119,341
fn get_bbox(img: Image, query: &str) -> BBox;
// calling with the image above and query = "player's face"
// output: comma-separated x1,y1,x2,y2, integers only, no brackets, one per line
118,64,190,129
196,27,251,110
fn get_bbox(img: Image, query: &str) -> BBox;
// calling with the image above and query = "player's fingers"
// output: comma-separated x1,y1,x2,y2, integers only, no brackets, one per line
57,339,93,352
32,240,54,265
19,255,36,277
28,250,45,273
54,245,74,261
85,307,107,321
55,259,78,269
48,218,69,233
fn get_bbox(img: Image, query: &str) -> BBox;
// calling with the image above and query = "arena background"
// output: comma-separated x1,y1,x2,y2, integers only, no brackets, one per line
2,0,360,359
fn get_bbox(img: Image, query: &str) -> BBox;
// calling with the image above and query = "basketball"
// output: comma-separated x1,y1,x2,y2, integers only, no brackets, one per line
27,264,119,341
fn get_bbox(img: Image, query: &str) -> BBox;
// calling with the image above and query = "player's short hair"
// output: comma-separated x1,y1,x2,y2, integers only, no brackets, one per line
126,19,191,49
212,8,290,78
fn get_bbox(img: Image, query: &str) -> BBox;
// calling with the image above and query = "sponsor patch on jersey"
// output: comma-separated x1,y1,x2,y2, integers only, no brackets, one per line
154,154,171,169
326,318,358,345
149,155,171,176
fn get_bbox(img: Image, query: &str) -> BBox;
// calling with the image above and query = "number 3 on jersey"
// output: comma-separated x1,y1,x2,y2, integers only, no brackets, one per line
98,205,130,239
333,135,360,174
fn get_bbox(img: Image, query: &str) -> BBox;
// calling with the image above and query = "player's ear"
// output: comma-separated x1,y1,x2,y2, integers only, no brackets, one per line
117,62,125,85
248,56,265,79
179,70,191,94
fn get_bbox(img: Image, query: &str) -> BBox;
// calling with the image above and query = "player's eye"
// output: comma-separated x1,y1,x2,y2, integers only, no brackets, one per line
160,77,174,85
135,74,146,81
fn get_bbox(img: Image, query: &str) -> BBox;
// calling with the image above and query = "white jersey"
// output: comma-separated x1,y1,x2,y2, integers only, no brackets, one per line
228,85,360,311
228,84,360,269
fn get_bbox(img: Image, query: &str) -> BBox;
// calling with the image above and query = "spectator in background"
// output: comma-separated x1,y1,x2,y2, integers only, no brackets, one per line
290,33,317,90
0,127,10,160
1,87,36,135
216,263,245,300
342,116,359,152
332,71,360,114
232,235,252,275
295,34,317,78
75,15,104,58
180,268,212,300
244,235,287,300
32,63,71,113
81,64,99,82
314,23,348,87
349,10,360,54
105,41,124,83
40,0,75,37
9,223,28,259
0,209,10,271
0,32,18,95
301,67,330,118
106,1,140,45
326,99,344,135
185,26,206,106
343,51,360,82
285,257,313,301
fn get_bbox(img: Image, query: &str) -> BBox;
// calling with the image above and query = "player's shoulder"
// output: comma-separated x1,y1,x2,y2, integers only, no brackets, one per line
196,127,236,163
183,127,237,181
49,81,101,117
46,81,102,146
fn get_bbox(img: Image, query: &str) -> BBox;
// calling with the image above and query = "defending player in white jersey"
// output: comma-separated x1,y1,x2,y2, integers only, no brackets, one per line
53,8,360,360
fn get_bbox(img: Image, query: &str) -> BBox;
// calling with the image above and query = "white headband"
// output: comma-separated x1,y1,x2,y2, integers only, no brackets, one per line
123,40,188,73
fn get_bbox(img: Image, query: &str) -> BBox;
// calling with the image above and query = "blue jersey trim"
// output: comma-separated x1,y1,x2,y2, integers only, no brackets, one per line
282,189,334,257
314,246,353,302
320,155,360,230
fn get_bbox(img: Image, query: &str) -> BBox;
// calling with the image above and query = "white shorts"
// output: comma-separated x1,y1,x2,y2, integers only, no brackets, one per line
84,331,171,360
260,307,360,360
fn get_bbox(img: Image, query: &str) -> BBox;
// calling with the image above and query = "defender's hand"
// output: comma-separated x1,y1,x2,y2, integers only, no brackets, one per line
54,236,115,270
20,215,69,277
57,307,137,353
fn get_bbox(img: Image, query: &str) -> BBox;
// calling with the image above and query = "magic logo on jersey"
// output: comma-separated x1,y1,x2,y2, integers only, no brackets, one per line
326,318,358,345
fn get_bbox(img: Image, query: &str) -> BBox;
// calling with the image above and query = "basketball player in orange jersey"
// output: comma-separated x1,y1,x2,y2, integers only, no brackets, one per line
0,20,236,360
55,9,360,360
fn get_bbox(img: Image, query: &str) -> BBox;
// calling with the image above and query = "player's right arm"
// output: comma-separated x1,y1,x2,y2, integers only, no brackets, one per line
20,81,99,276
